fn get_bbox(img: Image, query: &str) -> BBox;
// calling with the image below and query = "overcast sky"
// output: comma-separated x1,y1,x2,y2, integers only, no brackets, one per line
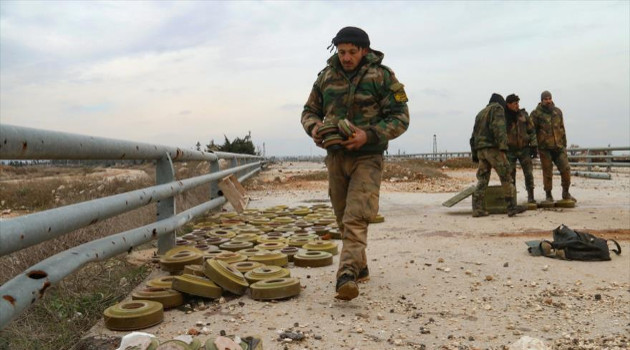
1,1,628,157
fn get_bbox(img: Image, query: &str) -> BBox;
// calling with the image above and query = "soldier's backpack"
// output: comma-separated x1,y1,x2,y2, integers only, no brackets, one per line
529,224,621,261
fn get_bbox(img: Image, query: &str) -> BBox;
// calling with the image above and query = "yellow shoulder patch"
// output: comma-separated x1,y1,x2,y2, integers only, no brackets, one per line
390,83,408,103
394,91,408,103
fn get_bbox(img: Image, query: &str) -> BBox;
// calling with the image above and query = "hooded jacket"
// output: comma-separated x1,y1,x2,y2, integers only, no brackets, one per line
301,50,410,154
471,102,508,151
530,102,566,149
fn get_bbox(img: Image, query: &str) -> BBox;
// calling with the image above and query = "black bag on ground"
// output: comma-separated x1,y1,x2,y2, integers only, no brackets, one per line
541,224,621,261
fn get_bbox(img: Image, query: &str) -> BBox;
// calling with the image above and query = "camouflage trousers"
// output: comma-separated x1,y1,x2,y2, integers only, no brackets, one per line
539,148,571,192
507,147,535,191
325,151,383,279
473,148,515,212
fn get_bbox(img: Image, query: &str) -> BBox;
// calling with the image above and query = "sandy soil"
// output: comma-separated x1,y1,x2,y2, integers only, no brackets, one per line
83,162,630,350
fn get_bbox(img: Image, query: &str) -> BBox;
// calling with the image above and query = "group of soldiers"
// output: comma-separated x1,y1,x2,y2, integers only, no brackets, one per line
470,91,577,218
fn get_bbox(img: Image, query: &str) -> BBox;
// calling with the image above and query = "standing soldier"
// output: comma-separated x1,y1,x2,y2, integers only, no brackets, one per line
505,94,538,203
470,93,527,217
301,27,409,300
530,90,576,202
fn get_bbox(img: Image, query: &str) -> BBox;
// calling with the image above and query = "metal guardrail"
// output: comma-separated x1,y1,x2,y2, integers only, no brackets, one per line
565,146,630,170
0,124,266,329
386,147,630,170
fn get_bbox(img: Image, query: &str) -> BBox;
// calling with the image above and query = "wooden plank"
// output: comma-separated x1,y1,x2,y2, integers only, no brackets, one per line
218,174,249,213
442,185,475,207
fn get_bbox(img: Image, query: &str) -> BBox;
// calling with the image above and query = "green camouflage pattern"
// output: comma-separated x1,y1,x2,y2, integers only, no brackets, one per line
472,148,515,215
301,50,410,154
325,152,383,278
539,148,571,192
531,102,567,150
507,109,537,149
471,103,508,151
507,147,535,191
506,109,537,191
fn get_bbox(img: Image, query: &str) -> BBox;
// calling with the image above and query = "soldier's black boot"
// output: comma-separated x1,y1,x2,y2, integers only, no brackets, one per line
545,190,554,202
527,188,535,203
357,266,370,283
335,273,359,301
562,187,577,202
506,198,527,217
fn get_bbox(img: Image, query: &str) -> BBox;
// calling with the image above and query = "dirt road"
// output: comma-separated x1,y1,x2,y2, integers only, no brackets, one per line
84,162,630,349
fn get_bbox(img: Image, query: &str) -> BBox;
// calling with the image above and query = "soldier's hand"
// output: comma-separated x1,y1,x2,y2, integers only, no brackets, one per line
341,127,367,151
311,122,324,148
530,147,538,159
472,152,479,163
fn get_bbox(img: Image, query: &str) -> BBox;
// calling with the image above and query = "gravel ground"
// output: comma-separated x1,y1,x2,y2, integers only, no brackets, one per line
83,162,630,350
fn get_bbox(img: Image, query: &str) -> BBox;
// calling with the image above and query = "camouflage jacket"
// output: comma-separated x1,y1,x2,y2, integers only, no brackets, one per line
301,50,410,154
530,102,566,149
471,102,508,151
506,109,537,150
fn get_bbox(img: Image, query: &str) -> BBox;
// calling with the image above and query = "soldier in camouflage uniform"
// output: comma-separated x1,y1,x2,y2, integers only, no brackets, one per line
505,94,538,203
530,90,576,202
470,93,527,218
301,27,409,301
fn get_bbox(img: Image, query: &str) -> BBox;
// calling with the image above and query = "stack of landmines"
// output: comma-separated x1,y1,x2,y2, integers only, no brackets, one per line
317,119,356,150
104,204,385,335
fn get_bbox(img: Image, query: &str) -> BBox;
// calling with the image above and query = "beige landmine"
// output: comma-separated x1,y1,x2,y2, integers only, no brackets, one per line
219,240,254,252
159,247,204,274
230,261,265,273
302,240,339,255
249,277,301,300
293,250,334,267
247,250,289,267
103,300,164,331
244,265,291,284
212,251,248,264
146,276,176,289
131,287,185,309
203,259,249,296
171,274,222,299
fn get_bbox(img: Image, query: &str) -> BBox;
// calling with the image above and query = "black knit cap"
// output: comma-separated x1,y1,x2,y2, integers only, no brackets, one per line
506,94,520,104
332,26,370,48
489,93,506,108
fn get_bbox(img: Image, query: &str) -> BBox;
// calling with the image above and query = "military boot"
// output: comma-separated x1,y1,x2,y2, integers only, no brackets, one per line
562,188,577,202
506,198,527,217
545,190,554,202
527,188,535,203
471,192,489,218
335,273,359,301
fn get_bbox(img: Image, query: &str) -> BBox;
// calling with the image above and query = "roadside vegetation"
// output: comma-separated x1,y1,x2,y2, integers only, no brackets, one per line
0,162,214,350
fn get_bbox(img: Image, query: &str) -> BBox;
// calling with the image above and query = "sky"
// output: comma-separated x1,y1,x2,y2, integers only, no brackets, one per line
1,1,628,157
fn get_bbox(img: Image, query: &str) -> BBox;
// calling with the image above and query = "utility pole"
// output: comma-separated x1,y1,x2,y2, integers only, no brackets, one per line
433,134,437,160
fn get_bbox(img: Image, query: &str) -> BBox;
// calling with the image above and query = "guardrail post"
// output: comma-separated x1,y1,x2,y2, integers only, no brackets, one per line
156,153,176,254
231,156,239,178
209,158,221,199
586,149,592,171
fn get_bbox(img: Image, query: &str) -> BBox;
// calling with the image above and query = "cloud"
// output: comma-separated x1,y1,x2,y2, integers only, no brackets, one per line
1,1,628,156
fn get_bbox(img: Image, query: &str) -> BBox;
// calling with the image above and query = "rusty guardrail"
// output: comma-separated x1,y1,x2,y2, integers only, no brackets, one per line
0,124,266,329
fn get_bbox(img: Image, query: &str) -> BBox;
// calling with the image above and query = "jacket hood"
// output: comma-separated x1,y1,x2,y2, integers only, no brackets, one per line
488,93,506,108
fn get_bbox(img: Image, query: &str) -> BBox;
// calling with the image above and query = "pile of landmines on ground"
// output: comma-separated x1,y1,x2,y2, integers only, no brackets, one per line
103,204,385,348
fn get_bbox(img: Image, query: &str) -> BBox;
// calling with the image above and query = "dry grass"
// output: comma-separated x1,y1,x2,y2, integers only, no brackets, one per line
0,161,217,350
272,158,474,184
